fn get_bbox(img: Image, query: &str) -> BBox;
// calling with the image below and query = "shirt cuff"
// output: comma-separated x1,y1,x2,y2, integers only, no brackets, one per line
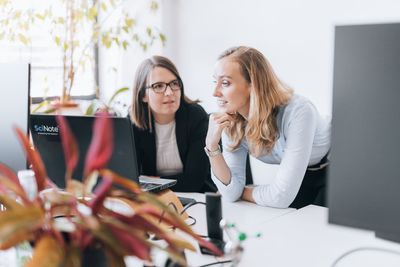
211,172,244,202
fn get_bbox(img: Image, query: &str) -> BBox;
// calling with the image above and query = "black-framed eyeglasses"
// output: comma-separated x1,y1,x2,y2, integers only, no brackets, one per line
146,79,182,94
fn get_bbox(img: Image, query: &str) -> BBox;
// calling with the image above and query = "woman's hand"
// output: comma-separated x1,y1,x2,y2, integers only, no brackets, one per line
241,186,255,203
205,113,234,150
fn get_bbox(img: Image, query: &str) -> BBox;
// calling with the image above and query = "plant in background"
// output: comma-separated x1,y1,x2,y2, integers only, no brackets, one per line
0,0,165,108
84,86,130,116
0,113,221,266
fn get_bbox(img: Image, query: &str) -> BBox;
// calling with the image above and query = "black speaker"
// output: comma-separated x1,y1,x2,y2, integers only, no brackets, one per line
206,192,223,240
200,193,225,255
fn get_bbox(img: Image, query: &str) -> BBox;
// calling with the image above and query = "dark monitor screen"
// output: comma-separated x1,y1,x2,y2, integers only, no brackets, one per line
328,22,400,242
29,114,140,188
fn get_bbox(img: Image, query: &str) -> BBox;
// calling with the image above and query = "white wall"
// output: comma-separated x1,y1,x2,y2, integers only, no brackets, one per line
160,0,400,184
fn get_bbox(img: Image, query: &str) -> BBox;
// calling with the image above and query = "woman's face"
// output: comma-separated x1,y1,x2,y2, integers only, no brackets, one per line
143,66,182,124
213,57,251,117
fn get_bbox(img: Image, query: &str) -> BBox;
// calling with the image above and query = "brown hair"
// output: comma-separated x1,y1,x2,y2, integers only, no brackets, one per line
130,55,197,131
219,46,293,156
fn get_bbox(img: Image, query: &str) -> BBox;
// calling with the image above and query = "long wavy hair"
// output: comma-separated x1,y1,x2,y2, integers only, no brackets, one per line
220,46,293,157
130,55,197,131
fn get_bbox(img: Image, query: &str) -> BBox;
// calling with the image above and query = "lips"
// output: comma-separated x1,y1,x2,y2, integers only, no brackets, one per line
163,100,175,104
217,99,228,106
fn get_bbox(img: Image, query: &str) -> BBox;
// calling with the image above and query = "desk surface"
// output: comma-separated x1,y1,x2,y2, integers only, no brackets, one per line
241,205,400,267
177,192,295,266
4,195,400,267
177,192,295,235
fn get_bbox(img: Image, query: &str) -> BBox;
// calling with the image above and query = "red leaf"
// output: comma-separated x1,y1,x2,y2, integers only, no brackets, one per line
0,163,29,203
113,212,183,254
99,169,141,194
137,207,223,256
108,224,151,261
0,163,25,190
15,127,48,191
84,113,113,177
88,177,113,214
0,163,21,185
56,116,79,182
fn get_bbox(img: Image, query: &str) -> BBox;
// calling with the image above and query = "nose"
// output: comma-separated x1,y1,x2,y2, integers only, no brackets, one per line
213,84,221,97
164,85,174,96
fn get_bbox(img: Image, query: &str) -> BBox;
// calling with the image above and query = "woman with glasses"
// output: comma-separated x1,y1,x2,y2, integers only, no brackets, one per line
130,55,216,192
205,46,331,208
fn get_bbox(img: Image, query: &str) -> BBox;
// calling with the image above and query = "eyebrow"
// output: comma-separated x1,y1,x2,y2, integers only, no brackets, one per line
151,78,178,84
213,75,232,79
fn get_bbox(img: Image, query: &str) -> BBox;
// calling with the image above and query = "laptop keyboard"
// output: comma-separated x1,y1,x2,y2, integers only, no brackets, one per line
139,182,159,191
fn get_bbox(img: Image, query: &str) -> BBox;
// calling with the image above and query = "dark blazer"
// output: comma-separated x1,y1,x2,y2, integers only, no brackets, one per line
132,102,216,193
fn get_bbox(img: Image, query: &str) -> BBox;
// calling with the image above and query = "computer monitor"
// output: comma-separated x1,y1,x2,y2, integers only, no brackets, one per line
0,63,30,172
29,114,176,192
328,22,400,242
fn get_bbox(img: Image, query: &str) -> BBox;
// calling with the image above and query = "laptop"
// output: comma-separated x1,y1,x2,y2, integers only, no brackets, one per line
29,114,176,192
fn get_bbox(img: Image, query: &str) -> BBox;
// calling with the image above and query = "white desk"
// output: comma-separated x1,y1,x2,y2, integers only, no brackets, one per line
177,193,295,266
177,193,295,236
240,205,400,267
5,195,400,267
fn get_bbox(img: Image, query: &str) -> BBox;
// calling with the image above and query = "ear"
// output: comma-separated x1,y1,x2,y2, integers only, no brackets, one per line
247,83,253,94
142,92,148,103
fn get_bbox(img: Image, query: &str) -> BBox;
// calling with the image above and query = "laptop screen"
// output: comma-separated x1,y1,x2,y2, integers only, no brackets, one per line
29,114,140,188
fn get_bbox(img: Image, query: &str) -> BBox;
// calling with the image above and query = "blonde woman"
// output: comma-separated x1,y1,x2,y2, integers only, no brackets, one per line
205,46,331,208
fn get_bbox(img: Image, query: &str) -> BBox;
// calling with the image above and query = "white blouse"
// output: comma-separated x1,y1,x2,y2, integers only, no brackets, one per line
154,120,183,176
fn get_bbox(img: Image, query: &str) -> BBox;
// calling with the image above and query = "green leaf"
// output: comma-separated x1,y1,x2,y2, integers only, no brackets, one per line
85,102,96,116
14,10,21,19
150,1,159,11
31,100,50,113
109,0,116,8
18,34,29,45
54,36,61,46
35,14,46,21
108,87,129,106
102,34,112,48
88,6,98,21
57,17,65,24
125,18,135,28
159,33,166,44
101,2,107,12
146,27,152,37
122,40,128,50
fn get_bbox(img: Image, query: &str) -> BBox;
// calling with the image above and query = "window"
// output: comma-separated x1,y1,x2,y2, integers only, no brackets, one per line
0,0,96,100
0,0,164,105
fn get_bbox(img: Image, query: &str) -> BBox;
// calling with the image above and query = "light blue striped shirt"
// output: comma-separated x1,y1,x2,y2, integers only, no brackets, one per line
211,95,331,208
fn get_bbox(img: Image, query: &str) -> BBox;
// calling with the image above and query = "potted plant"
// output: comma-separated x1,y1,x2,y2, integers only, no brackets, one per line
0,0,165,109
0,113,221,266
84,86,130,116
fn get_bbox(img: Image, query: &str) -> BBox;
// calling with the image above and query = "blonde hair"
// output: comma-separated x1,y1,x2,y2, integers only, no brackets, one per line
219,46,293,156
130,55,197,131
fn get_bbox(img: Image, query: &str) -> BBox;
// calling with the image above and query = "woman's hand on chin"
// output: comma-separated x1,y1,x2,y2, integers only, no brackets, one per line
206,113,234,150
